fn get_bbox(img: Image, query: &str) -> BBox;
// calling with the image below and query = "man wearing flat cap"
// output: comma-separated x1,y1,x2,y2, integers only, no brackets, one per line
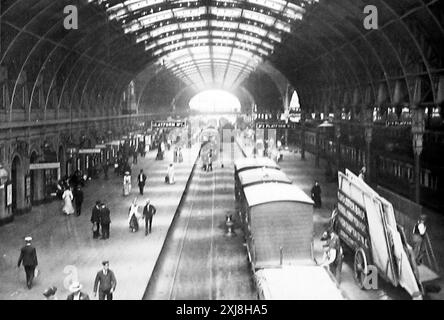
17,236,38,289
67,282,89,300
93,261,117,300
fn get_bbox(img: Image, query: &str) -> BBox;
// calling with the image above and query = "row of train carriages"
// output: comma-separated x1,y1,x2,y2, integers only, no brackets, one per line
234,157,345,300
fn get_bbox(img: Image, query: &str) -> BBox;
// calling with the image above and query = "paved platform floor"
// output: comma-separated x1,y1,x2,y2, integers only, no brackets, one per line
0,145,199,300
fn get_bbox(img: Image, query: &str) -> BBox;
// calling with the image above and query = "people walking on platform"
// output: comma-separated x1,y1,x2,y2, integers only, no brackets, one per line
67,282,89,300
73,186,84,216
208,149,213,171
173,146,178,163
166,163,175,184
137,169,147,195
320,230,343,283
311,181,322,208
91,201,102,239
178,147,183,163
62,187,75,215
17,236,38,289
132,148,138,164
143,199,157,236
93,261,117,300
156,142,164,160
43,286,58,300
128,198,139,233
123,171,131,196
103,162,109,179
413,214,427,265
100,203,111,240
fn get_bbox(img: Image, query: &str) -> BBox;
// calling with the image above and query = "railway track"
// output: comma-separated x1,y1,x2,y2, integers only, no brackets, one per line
143,142,255,300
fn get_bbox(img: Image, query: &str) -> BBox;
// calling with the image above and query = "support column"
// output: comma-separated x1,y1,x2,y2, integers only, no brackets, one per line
411,108,425,204
315,128,320,168
364,109,373,183
300,123,306,160
335,123,341,173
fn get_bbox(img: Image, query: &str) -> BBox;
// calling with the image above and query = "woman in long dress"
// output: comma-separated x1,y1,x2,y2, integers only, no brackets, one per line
123,171,131,196
128,198,139,232
62,187,75,215
167,164,175,184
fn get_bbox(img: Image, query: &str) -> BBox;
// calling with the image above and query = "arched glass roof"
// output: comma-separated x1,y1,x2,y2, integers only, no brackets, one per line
88,0,318,89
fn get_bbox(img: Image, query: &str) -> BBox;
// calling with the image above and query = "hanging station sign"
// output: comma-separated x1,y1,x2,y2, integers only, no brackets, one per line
78,149,101,154
29,162,60,170
255,122,300,129
152,120,186,128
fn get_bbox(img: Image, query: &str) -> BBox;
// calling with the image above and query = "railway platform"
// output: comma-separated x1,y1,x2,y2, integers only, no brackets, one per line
0,144,200,300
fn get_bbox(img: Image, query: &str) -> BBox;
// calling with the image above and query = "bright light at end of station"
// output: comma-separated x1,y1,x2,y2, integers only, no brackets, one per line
189,90,241,114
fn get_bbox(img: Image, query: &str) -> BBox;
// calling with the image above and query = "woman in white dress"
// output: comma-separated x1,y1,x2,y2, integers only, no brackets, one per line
167,163,175,184
123,171,131,196
62,187,75,215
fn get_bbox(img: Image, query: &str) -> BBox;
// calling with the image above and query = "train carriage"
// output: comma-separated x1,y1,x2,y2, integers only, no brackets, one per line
234,158,280,199
237,182,344,300
235,167,291,201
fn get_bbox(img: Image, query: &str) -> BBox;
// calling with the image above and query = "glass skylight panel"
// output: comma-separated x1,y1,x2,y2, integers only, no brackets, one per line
262,41,274,50
247,0,285,12
268,32,281,42
275,21,291,32
234,41,259,52
145,42,157,51
212,30,237,39
257,48,269,56
283,7,304,20
136,10,173,27
150,24,179,38
212,46,231,55
157,33,183,45
210,7,242,18
237,33,262,45
238,24,267,37
173,7,206,19
180,20,208,30
211,20,239,30
242,10,275,26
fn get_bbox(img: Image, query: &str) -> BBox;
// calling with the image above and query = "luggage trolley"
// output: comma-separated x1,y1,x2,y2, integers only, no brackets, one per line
335,169,424,299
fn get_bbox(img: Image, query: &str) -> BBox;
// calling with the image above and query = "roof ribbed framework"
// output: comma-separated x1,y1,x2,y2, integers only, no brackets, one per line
91,0,318,90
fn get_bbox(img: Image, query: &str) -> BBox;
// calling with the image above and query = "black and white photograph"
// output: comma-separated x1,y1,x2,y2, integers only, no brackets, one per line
1,0,444,307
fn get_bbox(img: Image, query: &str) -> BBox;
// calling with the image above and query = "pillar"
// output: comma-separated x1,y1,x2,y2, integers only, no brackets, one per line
411,108,425,204
364,109,373,183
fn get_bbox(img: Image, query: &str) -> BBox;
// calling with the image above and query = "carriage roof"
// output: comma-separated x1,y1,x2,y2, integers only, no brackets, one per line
238,168,291,187
234,158,279,173
243,183,313,207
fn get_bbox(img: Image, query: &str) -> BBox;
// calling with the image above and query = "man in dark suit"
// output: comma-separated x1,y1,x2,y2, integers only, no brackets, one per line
137,169,147,195
67,282,89,300
143,199,157,236
93,261,117,300
91,201,102,239
100,203,111,239
17,237,38,289
73,186,84,216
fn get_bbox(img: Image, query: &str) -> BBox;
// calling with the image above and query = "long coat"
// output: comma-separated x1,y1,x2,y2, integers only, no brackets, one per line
100,206,111,224
91,205,101,223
